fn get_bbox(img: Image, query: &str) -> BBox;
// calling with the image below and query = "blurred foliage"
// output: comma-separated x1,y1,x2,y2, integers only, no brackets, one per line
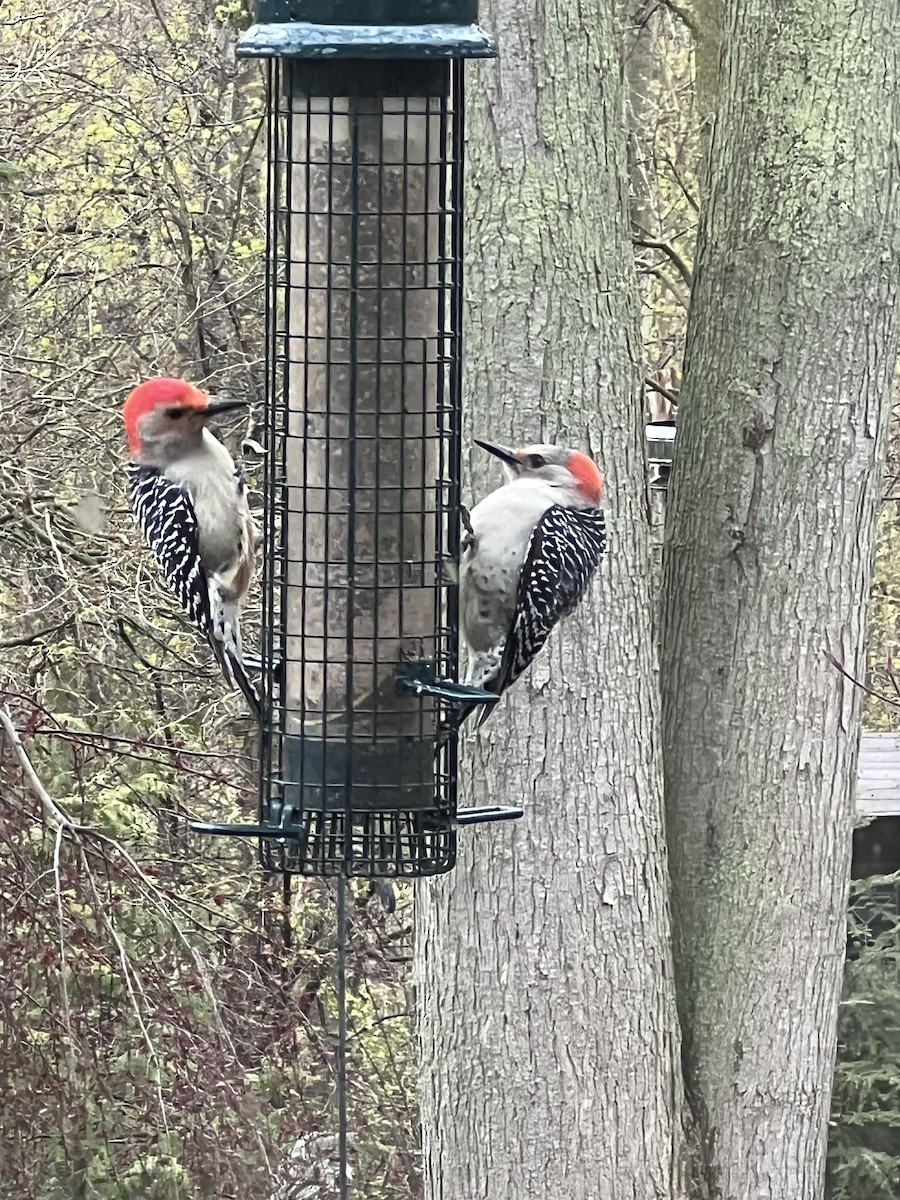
0,708,419,1198
0,0,418,1195
867,470,900,732
828,871,900,1199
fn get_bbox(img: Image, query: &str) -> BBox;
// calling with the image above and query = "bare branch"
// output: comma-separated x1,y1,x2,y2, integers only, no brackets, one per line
822,651,900,710
632,235,695,289
0,706,89,832
644,377,680,406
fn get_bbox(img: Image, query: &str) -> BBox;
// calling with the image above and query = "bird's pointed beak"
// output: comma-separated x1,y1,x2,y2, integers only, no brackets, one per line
474,438,521,468
202,398,248,418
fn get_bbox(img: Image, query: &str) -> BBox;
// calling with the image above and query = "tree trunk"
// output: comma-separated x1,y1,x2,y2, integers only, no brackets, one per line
686,0,719,137
660,4,900,1197
415,2,686,1197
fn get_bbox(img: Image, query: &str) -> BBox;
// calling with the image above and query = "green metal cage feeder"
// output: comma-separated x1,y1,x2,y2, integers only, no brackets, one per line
193,0,522,878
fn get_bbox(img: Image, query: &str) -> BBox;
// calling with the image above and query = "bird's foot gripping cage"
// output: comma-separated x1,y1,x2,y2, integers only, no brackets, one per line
194,2,522,879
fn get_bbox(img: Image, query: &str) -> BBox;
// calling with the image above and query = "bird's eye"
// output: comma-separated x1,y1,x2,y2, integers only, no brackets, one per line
167,408,185,420
528,454,546,469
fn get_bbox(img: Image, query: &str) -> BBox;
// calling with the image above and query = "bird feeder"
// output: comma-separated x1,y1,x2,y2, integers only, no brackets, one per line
193,0,522,879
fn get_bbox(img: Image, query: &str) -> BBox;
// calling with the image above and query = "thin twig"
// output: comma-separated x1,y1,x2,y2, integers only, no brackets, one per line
0,616,75,648
823,651,900,710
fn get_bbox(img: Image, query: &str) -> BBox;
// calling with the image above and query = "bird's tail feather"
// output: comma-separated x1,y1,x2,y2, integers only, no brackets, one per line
453,648,502,731
208,587,262,721
206,628,261,721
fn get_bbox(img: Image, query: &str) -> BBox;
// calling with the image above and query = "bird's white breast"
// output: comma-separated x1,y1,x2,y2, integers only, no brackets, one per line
460,477,559,655
163,430,254,583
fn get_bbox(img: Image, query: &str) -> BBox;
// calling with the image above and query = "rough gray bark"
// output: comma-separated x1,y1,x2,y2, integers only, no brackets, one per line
415,2,686,1197
660,4,900,1197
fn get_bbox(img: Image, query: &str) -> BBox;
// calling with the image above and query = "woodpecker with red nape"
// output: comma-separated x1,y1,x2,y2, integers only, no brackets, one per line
123,377,260,719
458,440,605,727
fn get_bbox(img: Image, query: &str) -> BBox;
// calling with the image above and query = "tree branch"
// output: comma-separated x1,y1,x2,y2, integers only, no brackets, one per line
632,236,695,289
0,706,89,833
659,0,700,38
644,377,680,406
823,651,900,710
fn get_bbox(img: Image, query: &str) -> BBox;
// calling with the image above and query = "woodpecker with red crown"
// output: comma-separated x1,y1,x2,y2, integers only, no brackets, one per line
458,439,605,726
122,377,260,719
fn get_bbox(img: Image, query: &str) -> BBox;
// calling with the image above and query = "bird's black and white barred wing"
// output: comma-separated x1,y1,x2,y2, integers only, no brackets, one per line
492,504,606,701
127,463,260,719
128,464,213,634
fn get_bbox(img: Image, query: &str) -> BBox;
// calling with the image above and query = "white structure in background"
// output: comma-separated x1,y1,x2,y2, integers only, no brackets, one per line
857,734,900,817
645,419,676,492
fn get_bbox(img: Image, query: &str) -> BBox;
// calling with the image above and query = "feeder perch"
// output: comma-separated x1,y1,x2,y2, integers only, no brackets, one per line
192,0,523,877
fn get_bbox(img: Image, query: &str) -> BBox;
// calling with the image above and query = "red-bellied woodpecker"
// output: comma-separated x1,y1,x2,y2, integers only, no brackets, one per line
123,377,260,719
458,440,605,726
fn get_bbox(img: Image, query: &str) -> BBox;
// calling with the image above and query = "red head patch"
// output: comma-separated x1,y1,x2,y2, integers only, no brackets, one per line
123,377,208,454
568,451,604,506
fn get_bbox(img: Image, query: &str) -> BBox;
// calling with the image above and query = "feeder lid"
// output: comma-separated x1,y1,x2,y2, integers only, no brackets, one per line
238,0,496,59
